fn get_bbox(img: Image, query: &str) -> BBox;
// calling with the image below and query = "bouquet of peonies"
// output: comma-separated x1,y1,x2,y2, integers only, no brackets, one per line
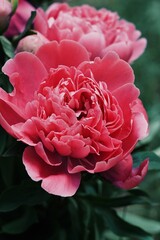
0,0,159,239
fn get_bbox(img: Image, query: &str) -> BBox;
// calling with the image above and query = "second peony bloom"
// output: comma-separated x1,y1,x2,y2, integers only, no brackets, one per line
17,3,147,63
0,40,148,196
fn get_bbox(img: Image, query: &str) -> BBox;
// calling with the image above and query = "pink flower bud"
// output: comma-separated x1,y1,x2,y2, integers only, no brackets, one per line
5,0,35,37
16,32,49,53
0,0,12,33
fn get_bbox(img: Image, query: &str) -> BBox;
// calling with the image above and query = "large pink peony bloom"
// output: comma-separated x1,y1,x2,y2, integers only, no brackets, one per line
33,3,147,63
0,40,148,196
5,0,35,37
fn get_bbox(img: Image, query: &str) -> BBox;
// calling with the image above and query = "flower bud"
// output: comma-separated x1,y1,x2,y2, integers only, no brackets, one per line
0,0,12,34
5,0,35,37
16,32,49,53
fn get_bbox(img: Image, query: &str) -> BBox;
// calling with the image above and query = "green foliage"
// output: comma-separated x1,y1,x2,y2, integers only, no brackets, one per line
100,208,153,240
0,36,14,58
0,182,50,212
133,151,160,170
1,207,38,234
11,0,19,14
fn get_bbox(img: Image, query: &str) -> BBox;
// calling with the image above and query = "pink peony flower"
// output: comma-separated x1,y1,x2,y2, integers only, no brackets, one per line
33,3,147,62
5,0,35,37
0,0,12,33
0,40,149,196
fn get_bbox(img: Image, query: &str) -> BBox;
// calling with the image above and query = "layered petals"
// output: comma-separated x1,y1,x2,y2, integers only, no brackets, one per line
0,40,149,196
32,3,147,62
79,51,134,92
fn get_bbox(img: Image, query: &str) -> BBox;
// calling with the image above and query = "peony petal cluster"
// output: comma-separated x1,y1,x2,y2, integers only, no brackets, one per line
29,3,147,63
0,40,148,196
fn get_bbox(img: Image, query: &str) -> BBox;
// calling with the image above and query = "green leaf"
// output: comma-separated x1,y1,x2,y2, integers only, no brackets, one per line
2,140,25,157
1,207,38,234
68,198,81,239
0,72,13,92
133,151,160,170
78,193,151,208
0,36,14,58
101,208,153,240
79,200,92,240
103,230,128,240
0,157,15,187
118,211,160,235
0,127,8,155
11,0,19,13
0,181,50,212
128,188,150,198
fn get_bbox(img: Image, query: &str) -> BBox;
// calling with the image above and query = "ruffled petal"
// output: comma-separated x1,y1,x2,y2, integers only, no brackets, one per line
23,146,52,181
122,110,149,157
36,40,90,71
112,83,140,140
23,146,81,196
129,38,147,63
41,172,81,197
2,52,48,108
0,95,25,137
102,42,133,62
79,51,134,92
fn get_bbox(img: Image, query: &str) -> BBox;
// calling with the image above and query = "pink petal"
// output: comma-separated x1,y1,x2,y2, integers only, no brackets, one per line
132,99,149,132
114,159,149,189
34,8,48,36
46,3,69,17
112,83,140,139
23,146,52,181
79,32,106,59
113,83,139,106
41,172,81,197
122,111,149,157
79,51,134,92
103,154,133,182
0,95,25,137
36,40,90,71
102,42,133,62
68,147,123,174
23,146,81,196
2,52,48,108
11,120,39,145
35,142,62,166
103,154,149,189
129,38,147,63
69,139,90,158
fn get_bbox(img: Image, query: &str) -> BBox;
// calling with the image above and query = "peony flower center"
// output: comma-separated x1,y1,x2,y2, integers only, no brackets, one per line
26,67,123,158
